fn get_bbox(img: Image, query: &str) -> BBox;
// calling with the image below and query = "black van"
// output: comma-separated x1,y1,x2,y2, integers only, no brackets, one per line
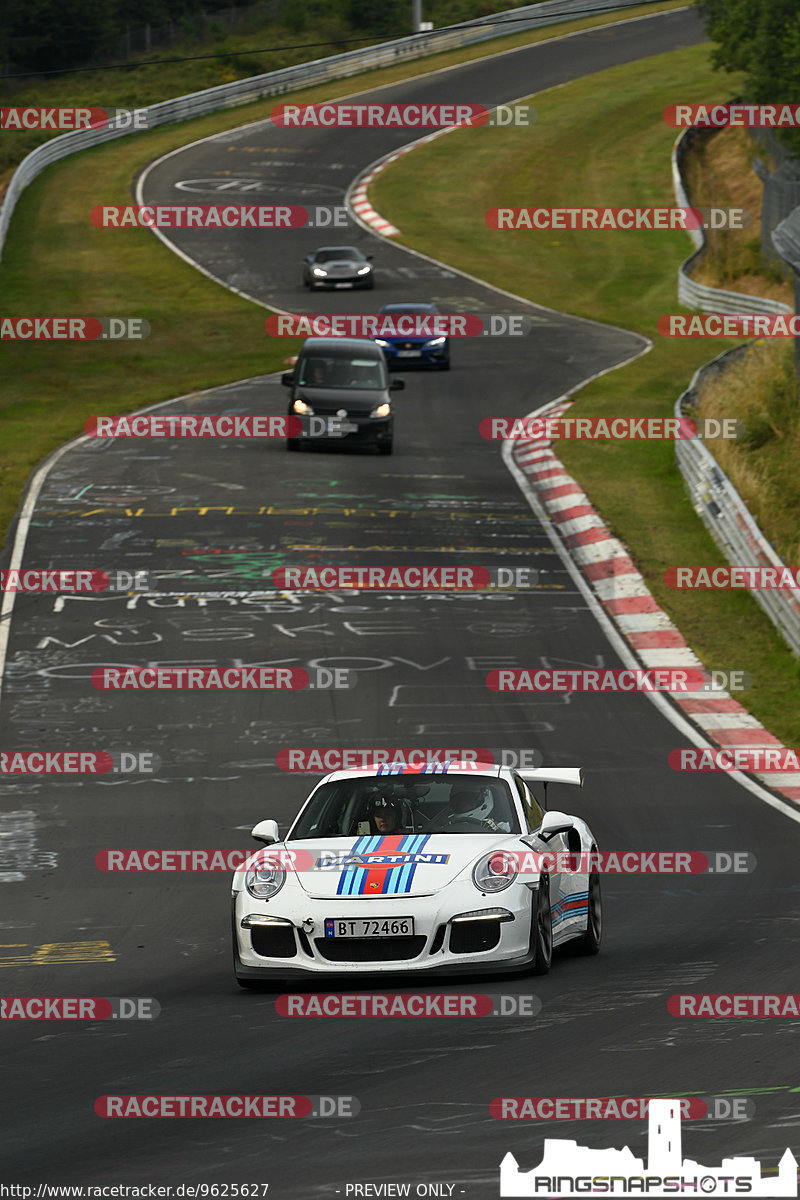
281,337,404,455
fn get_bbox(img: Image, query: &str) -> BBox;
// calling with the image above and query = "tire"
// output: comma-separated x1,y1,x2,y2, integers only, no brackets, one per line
530,876,553,975
574,872,602,955
377,441,393,456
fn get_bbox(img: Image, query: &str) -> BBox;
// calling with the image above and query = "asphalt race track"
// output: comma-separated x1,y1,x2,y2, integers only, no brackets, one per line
3,7,800,1195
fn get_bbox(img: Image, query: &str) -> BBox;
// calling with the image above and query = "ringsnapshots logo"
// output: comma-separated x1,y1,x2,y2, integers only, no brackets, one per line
1,317,149,340
271,102,535,127
1,996,159,1019
499,1098,797,1197
275,993,540,1017
95,1095,358,1118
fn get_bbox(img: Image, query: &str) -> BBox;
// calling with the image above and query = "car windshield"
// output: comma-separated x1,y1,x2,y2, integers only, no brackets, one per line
380,305,438,314
287,775,521,839
297,355,387,389
315,249,361,263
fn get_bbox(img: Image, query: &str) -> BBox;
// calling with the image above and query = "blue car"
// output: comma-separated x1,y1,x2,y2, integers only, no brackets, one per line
374,302,450,370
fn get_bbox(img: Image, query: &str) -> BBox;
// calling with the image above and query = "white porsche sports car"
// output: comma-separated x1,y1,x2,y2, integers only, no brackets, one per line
231,763,601,986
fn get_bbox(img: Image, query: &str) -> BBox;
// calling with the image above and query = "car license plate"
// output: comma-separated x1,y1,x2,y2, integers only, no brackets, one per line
338,421,359,433
324,917,415,938
397,349,421,357
333,282,352,289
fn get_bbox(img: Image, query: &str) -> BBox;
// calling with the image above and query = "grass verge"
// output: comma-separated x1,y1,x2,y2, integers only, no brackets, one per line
370,39,800,745
0,0,687,546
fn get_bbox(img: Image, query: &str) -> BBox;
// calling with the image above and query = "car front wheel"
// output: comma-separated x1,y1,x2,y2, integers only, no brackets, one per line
574,871,602,955
530,877,553,975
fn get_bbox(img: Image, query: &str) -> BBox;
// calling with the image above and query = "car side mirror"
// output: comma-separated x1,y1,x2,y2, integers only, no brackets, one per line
390,379,405,390
281,372,294,386
251,819,280,845
530,810,574,843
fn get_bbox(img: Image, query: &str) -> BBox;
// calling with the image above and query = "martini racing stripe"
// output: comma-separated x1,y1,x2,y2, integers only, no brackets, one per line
336,834,432,896
551,891,589,928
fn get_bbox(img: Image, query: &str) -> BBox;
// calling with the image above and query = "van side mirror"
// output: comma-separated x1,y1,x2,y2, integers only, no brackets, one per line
281,372,294,386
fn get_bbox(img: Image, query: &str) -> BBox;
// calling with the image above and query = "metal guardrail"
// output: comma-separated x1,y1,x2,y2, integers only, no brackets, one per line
671,126,793,315
675,352,800,656
0,0,664,262
671,125,800,656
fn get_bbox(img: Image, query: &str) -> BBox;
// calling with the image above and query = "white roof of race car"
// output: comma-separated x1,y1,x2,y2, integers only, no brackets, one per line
320,765,583,786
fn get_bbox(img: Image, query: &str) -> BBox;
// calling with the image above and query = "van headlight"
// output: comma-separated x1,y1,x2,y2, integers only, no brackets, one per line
472,851,518,893
292,398,314,415
246,865,285,900
370,402,391,418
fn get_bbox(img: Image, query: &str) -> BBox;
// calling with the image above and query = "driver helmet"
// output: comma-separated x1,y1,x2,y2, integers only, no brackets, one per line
367,792,405,830
448,783,494,823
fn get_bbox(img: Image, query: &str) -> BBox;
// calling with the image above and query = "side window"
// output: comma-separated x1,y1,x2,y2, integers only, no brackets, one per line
513,774,544,831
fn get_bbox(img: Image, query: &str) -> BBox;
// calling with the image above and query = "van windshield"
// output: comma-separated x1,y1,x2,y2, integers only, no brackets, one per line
298,356,387,390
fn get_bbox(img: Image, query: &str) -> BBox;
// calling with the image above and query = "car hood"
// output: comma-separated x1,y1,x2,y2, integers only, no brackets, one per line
285,833,516,899
294,386,386,413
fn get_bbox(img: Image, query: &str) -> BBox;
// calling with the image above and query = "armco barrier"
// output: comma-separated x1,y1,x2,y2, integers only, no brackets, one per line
671,125,793,316
0,0,666,264
674,350,800,656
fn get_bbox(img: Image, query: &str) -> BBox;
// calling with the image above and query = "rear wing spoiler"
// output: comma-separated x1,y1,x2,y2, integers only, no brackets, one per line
518,767,583,809
519,768,583,788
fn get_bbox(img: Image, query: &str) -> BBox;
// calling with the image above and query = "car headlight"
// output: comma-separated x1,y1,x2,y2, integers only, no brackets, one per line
472,851,518,893
426,337,447,346
245,864,285,900
374,339,391,347
356,265,372,275
312,266,328,277
370,402,391,418
292,398,314,415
